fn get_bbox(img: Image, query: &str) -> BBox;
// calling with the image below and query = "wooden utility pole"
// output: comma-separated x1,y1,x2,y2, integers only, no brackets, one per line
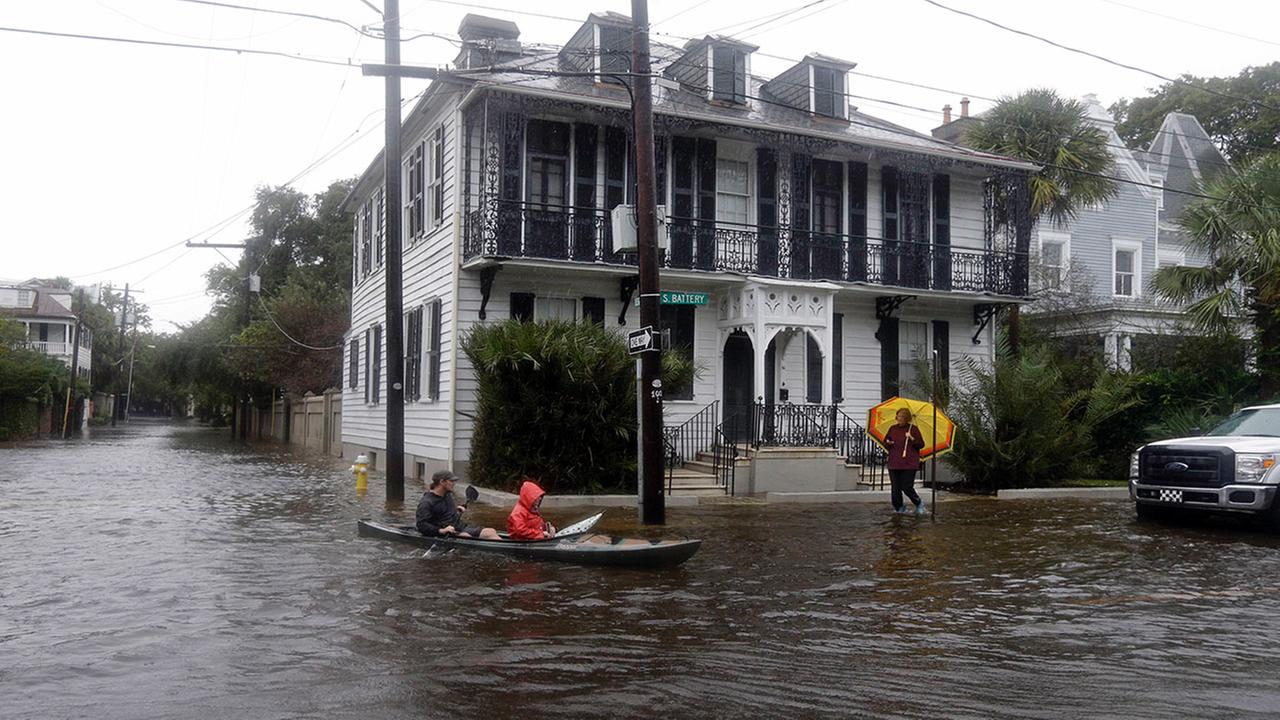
382,0,406,501
632,0,664,524
62,288,85,439
112,283,129,427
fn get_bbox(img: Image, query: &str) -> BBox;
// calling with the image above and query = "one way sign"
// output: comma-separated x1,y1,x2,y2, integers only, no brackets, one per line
627,326,657,355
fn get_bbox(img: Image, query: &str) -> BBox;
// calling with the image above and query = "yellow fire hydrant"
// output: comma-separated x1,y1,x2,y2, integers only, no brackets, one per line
352,453,369,495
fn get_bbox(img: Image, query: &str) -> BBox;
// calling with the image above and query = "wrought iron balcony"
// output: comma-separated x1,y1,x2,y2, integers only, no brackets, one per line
464,200,1027,296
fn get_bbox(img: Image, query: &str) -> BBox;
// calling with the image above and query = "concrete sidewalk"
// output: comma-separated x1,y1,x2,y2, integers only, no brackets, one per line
459,483,1130,508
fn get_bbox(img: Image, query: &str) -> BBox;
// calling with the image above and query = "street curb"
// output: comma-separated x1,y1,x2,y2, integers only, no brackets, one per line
459,483,700,509
765,490,962,504
997,487,1130,499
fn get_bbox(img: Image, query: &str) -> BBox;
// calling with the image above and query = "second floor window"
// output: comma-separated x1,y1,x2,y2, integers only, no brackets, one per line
712,46,746,104
598,25,630,82
429,125,445,227
375,188,385,267
1115,248,1136,297
526,119,570,208
813,66,840,118
715,158,749,225
405,143,425,240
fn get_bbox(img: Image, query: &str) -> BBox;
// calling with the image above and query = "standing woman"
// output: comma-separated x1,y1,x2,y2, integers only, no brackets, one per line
884,407,926,515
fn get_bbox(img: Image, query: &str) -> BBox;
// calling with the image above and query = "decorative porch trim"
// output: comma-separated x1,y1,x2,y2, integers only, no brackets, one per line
477,266,500,320
875,295,914,321
618,275,640,325
972,303,1002,344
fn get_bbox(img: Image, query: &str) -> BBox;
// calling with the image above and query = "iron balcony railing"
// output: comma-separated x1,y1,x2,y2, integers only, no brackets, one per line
464,200,1027,295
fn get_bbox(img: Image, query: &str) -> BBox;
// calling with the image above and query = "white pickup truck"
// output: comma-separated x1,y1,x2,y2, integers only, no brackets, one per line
1130,403,1280,524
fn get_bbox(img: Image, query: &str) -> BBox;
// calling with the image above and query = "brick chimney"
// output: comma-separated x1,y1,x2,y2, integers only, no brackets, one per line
455,14,521,69
960,97,970,118
943,104,952,124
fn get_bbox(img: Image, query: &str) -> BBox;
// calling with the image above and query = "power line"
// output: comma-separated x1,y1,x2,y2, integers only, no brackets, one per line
653,0,717,27
256,294,344,351
919,0,1280,115
737,0,849,41
0,25,361,67
174,0,379,38
1094,0,1280,50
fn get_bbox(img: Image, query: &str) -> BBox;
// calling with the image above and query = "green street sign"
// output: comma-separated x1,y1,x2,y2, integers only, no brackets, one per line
634,291,709,307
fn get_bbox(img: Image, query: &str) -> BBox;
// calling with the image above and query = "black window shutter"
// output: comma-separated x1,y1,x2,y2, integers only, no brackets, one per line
372,324,382,404
932,319,949,402
428,299,442,401
574,123,597,208
848,161,868,281
510,292,535,322
670,136,696,267
880,317,899,401
881,165,899,285
933,174,952,290
582,296,605,327
734,50,746,103
757,148,778,276
695,138,717,269
712,45,732,100
363,329,370,404
806,333,822,403
604,127,627,211
654,135,667,203
833,313,843,403
349,339,358,389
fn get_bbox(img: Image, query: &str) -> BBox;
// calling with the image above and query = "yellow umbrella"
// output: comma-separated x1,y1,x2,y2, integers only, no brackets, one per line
867,396,955,460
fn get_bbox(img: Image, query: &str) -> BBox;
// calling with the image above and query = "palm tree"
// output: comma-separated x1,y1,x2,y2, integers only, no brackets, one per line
963,89,1118,350
1154,153,1280,396
965,89,1118,225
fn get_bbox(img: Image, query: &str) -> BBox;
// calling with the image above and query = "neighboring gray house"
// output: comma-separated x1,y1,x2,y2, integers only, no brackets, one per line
934,95,1228,369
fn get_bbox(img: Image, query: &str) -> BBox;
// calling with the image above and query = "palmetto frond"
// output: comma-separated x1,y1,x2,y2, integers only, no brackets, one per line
964,88,1117,227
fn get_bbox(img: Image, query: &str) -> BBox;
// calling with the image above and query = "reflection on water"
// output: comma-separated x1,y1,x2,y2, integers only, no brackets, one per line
5,421,1280,719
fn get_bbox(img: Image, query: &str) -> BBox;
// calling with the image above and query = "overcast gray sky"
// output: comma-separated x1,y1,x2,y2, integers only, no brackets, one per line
3,0,1277,330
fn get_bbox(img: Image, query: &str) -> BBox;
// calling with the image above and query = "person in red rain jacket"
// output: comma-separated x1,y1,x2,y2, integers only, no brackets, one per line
883,407,927,515
507,478,557,540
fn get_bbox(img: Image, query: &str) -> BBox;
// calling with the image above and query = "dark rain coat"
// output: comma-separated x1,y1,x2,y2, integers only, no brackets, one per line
415,490,462,536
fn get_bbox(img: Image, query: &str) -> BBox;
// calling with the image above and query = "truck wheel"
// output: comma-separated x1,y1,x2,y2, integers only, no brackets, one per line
1259,498,1280,533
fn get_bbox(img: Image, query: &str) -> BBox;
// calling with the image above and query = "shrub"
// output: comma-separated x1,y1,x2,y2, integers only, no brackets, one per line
463,319,695,494
944,337,1138,491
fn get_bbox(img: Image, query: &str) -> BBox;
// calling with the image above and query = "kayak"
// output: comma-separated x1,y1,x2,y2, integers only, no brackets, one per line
357,519,701,569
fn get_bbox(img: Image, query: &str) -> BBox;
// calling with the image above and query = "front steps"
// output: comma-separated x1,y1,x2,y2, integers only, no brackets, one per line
665,448,751,497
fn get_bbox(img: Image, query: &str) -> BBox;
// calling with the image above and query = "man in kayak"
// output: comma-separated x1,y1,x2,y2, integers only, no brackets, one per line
416,470,501,539
507,478,557,540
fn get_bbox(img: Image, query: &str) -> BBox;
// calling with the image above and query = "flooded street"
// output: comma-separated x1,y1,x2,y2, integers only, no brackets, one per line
5,421,1280,719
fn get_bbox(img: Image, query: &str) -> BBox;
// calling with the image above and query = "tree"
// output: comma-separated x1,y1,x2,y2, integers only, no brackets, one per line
1111,63,1280,166
1153,152,1280,397
965,89,1117,227
964,89,1118,350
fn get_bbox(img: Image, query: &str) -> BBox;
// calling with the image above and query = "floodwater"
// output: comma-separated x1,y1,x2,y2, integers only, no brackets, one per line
4,422,1280,719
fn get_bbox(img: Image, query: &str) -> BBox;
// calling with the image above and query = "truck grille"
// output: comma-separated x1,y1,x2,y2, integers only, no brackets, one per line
1140,447,1233,488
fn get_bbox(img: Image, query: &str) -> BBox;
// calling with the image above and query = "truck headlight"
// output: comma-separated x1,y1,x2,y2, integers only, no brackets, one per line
1237,453,1278,483
1129,451,1141,480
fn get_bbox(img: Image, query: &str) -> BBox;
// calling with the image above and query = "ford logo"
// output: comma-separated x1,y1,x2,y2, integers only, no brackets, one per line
1165,462,1190,473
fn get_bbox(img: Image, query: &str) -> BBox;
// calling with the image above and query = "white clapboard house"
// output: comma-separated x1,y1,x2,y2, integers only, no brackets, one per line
340,12,1035,494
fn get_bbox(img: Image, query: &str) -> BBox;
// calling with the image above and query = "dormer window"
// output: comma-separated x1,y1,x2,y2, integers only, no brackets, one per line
760,53,854,119
598,24,630,82
813,66,840,118
712,46,746,104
